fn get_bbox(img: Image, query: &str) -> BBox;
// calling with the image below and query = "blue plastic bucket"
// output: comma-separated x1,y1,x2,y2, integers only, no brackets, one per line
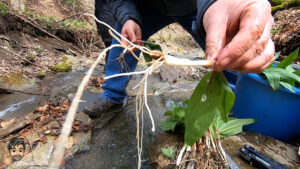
223,70,239,90
233,73,300,142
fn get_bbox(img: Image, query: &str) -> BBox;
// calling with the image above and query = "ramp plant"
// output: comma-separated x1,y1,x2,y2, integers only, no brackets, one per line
262,48,300,92
161,71,256,168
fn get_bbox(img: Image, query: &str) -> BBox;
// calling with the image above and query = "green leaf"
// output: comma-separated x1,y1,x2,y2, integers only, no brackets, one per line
274,51,281,60
279,81,295,93
184,72,229,146
263,68,281,91
294,69,300,77
263,67,300,91
161,148,176,159
218,117,256,138
285,65,295,73
276,48,299,69
218,73,235,122
142,41,162,65
160,117,178,131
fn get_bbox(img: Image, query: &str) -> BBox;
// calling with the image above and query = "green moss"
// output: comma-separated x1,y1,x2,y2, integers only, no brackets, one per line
50,62,73,72
37,71,46,78
0,73,27,85
62,56,69,63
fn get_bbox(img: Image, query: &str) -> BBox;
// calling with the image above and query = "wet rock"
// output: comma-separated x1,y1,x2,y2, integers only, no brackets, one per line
0,72,37,91
159,65,206,83
65,130,92,160
0,113,39,140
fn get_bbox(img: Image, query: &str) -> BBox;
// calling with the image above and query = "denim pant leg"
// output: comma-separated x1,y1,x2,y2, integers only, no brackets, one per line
101,22,138,104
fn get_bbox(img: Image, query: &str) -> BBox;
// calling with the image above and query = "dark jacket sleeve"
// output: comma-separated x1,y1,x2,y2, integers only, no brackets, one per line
195,0,216,40
111,0,142,26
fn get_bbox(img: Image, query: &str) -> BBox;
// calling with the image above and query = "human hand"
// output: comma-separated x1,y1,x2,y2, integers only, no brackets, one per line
203,0,275,73
121,20,143,46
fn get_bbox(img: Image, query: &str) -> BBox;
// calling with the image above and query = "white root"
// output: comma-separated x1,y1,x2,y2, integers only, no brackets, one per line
49,44,121,168
164,55,215,67
176,146,187,166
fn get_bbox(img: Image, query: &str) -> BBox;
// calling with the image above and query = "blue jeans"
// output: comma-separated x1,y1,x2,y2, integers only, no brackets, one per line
102,9,206,104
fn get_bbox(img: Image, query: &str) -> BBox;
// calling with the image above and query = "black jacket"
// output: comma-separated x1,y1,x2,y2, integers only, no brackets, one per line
111,0,215,36
95,0,115,43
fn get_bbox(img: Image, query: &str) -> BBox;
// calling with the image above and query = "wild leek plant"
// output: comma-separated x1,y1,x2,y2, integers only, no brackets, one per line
161,72,256,168
262,48,300,93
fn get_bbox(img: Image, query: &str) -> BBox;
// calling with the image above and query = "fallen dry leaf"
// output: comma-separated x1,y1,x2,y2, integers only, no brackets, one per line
64,136,75,149
34,104,49,112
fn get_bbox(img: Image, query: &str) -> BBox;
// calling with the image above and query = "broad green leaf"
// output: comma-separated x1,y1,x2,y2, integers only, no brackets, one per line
263,69,281,90
160,117,178,131
294,69,300,77
218,73,235,122
280,81,295,93
218,117,256,138
142,41,162,64
276,48,299,69
184,72,227,146
161,148,176,159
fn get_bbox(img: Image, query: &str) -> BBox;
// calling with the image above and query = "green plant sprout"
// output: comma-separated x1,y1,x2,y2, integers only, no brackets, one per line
262,48,300,92
161,71,256,167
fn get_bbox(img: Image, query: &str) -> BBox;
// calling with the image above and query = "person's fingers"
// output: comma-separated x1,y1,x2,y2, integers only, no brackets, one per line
121,30,130,46
121,20,141,46
204,8,227,61
135,26,142,44
226,20,273,70
214,2,270,71
233,39,275,74
126,28,137,44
